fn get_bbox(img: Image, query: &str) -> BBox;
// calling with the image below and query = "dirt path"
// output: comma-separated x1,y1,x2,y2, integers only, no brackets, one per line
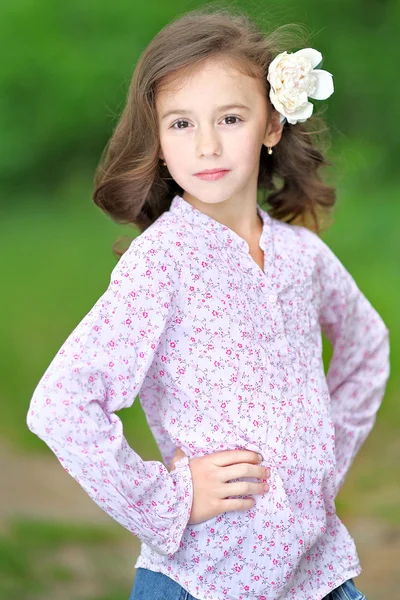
1,440,399,600
1,441,112,527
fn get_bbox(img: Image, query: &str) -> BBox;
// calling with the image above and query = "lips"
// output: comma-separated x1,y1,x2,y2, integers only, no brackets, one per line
195,169,229,175
194,169,230,181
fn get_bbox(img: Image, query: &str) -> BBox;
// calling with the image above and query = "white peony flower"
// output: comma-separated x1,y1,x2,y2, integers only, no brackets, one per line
267,48,334,125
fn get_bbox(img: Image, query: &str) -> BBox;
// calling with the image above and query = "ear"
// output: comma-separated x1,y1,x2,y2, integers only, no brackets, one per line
262,109,284,149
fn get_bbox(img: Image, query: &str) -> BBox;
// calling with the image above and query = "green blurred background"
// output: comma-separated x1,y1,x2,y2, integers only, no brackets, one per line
1,1,399,598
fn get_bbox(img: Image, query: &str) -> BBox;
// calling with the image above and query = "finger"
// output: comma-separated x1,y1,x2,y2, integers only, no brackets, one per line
220,463,270,483
220,497,256,513
211,450,263,468
222,480,268,498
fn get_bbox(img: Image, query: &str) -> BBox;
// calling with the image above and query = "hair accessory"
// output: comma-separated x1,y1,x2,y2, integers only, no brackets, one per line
267,146,273,155
267,48,334,125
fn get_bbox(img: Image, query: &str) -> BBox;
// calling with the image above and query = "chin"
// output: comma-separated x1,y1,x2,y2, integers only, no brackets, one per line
183,187,236,206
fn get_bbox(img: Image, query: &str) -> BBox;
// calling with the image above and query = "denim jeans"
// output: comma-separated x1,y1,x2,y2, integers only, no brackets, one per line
129,568,366,599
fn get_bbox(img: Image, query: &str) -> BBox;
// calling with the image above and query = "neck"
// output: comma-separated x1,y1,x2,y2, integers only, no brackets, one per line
181,191,262,246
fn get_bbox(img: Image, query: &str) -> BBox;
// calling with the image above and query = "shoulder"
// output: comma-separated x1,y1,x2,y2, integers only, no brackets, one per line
275,220,360,298
272,216,348,265
269,218,356,292
111,212,182,290
272,217,322,248
271,217,328,271
121,212,181,266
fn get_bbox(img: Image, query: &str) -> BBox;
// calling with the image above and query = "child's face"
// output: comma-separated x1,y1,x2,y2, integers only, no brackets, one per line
156,56,282,209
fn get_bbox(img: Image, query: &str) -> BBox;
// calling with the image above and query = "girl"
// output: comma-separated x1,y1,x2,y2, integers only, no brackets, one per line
27,7,390,600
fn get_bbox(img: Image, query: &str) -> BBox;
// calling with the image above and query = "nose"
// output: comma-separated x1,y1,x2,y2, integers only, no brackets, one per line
195,124,222,158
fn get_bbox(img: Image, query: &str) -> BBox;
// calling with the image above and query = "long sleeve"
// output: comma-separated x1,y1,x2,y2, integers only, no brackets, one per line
315,237,390,494
26,239,193,556
145,407,179,471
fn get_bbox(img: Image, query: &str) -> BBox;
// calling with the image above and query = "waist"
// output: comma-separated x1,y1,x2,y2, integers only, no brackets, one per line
135,512,360,599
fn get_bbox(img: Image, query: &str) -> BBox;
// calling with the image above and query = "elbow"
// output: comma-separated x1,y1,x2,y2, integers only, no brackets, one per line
26,403,39,435
369,320,391,393
26,408,47,440
380,317,390,345
382,325,391,383
26,389,52,441
370,312,390,373
26,410,35,433
377,310,390,344
377,317,390,364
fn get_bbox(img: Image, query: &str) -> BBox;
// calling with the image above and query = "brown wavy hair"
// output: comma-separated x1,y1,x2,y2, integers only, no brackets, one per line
93,5,336,257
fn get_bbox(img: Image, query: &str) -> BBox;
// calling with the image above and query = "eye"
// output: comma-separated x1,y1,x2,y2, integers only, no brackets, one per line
221,115,243,125
171,120,191,130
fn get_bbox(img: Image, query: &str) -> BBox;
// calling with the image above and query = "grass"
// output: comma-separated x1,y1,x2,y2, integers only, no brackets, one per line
0,517,136,600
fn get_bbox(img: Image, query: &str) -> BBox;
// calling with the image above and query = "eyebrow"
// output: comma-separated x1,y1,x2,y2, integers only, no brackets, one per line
160,103,251,120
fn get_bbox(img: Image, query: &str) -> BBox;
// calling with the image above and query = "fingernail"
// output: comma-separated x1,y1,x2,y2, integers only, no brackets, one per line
264,484,269,492
257,454,263,462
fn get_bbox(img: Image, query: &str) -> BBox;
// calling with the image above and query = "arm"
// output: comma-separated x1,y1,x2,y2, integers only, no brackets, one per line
26,240,193,556
315,237,390,494
145,409,179,471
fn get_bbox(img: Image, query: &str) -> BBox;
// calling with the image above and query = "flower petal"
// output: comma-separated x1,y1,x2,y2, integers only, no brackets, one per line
308,69,334,100
269,88,287,115
267,51,288,79
293,48,322,69
269,89,290,124
285,101,314,125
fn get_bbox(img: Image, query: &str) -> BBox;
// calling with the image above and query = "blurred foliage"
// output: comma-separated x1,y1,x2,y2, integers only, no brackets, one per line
1,0,201,197
1,0,399,200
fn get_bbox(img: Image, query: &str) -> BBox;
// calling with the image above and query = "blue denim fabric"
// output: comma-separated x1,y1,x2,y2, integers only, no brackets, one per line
129,568,197,600
328,577,366,600
128,568,366,600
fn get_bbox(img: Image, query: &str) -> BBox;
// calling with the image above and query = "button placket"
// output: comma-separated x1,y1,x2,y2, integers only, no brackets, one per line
266,286,287,338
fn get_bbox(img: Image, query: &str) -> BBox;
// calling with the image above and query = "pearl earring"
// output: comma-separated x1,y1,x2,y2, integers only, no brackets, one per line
267,146,273,155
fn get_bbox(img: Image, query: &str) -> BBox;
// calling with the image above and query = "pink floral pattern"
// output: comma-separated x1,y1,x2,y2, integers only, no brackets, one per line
27,194,390,599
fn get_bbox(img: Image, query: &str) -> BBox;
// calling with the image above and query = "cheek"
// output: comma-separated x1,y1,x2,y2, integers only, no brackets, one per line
233,134,262,168
161,136,188,166
160,138,191,185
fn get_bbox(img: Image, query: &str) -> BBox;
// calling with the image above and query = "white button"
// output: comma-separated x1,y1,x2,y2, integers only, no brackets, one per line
269,294,277,303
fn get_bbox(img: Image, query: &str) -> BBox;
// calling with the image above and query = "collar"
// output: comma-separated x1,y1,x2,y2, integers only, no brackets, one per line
169,193,273,255
168,194,305,297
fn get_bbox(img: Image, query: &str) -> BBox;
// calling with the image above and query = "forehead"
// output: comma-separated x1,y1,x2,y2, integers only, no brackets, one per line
155,56,265,108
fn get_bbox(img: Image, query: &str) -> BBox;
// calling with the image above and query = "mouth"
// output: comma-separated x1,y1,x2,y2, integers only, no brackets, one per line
194,169,230,181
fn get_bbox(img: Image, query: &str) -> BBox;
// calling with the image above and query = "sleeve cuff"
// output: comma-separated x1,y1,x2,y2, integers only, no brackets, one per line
148,455,193,556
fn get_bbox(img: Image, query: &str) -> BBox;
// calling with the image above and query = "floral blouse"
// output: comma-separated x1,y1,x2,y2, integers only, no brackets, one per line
27,194,390,600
